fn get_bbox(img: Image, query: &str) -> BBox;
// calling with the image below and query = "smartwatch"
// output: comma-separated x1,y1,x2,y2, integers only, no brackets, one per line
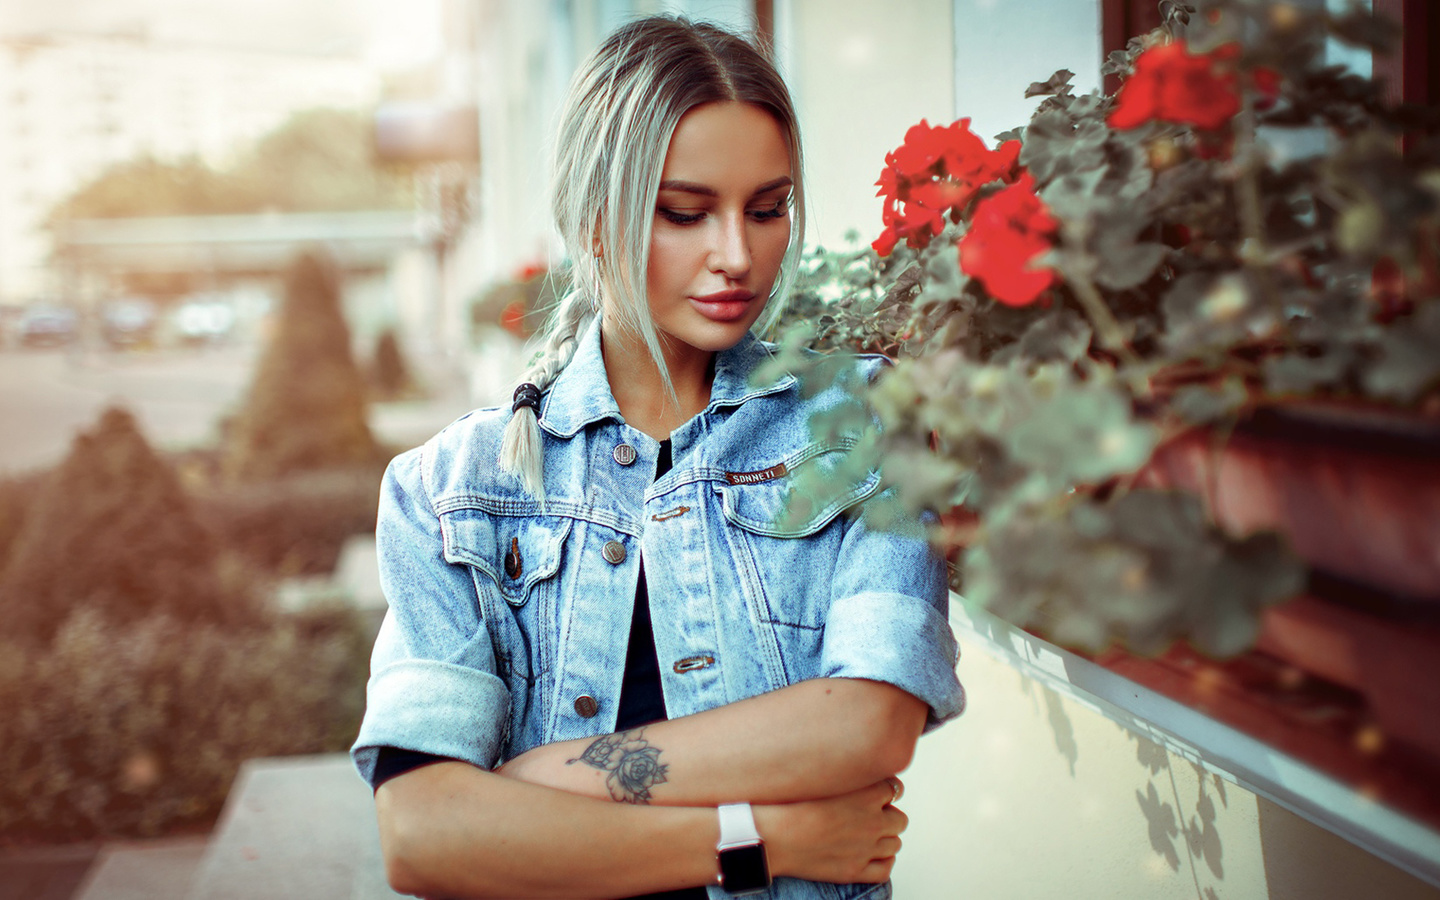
716,802,771,895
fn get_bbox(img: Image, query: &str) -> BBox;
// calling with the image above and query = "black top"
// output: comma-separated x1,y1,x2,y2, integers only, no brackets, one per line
373,441,706,900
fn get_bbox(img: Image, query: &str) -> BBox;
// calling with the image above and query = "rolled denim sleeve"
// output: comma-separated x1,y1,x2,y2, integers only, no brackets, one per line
351,447,511,787
818,507,964,730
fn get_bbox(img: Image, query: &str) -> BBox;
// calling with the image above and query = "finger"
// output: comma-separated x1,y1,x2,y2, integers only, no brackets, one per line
859,856,897,883
876,835,902,857
870,778,894,802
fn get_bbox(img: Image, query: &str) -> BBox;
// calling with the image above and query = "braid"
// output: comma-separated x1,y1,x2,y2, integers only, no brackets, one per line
498,288,597,505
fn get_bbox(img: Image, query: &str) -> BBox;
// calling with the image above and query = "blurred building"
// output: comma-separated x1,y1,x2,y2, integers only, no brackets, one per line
0,28,381,304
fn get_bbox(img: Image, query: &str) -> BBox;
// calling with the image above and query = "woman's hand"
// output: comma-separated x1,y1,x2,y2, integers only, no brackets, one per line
757,778,907,884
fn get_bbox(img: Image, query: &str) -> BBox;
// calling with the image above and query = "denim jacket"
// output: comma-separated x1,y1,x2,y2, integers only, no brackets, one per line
352,318,965,900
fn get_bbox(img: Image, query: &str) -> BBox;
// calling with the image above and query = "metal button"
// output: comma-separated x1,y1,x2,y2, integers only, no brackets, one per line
574,695,599,718
613,443,638,466
602,540,627,565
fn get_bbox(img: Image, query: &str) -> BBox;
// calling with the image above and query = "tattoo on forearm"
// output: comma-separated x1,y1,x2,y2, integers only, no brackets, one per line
566,727,669,804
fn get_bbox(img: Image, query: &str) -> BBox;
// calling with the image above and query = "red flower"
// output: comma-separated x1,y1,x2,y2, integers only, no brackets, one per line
514,262,546,282
500,299,528,336
958,174,1059,307
872,118,1022,256
1108,41,1242,131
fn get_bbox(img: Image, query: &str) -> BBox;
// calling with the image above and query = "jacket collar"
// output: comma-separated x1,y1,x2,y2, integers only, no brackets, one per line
538,315,796,439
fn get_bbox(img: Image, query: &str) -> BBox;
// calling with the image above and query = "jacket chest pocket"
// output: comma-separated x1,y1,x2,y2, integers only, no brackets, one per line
717,444,880,629
439,509,571,608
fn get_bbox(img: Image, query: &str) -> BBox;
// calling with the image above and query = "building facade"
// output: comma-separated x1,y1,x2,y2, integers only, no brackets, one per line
0,29,380,303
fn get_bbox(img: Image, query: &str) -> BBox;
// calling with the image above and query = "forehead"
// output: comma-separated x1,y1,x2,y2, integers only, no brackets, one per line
659,101,791,189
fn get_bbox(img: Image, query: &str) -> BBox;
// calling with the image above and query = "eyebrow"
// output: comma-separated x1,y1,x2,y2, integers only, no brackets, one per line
657,176,794,198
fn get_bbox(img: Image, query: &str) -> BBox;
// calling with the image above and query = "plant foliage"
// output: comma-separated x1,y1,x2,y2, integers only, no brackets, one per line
773,0,1440,655
223,250,383,481
0,408,255,644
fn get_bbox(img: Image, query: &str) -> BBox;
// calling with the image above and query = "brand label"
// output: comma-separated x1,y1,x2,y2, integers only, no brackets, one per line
724,463,789,485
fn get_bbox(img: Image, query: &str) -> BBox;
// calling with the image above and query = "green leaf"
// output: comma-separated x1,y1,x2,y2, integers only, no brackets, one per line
1025,69,1076,99
1005,374,1158,490
1362,304,1440,403
1263,348,1355,396
993,310,1092,366
1093,240,1169,291
1171,378,1247,425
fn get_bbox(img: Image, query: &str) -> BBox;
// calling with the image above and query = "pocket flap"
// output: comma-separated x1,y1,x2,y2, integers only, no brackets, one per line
439,509,571,605
719,443,881,538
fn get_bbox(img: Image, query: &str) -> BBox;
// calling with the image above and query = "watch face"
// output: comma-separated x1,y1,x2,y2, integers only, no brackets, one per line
719,842,770,895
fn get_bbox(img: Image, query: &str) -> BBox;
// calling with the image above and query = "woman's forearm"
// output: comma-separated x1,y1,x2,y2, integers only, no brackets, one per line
378,760,719,898
497,677,927,806
376,759,904,898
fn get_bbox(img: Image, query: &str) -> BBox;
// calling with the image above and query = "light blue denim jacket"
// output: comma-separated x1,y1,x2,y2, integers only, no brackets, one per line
353,317,964,900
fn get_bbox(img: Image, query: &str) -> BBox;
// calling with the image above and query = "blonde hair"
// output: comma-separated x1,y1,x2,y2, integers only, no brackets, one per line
500,16,807,503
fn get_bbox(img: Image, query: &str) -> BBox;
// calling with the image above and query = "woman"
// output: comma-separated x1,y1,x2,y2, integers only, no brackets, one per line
352,16,964,899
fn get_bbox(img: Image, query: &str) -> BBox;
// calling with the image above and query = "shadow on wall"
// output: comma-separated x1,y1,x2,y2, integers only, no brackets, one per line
999,618,1236,898
1129,732,1227,887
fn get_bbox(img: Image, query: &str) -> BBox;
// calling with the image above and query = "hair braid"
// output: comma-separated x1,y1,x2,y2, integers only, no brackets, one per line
498,287,596,504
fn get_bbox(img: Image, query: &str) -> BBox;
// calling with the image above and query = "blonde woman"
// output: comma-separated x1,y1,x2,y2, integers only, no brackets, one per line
352,16,964,900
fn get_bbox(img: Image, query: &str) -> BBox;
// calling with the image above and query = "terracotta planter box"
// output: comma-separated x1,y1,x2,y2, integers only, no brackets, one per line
1138,403,1440,759
1140,403,1440,601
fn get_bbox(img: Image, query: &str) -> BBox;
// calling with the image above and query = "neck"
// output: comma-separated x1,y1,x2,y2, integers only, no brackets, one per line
599,318,714,441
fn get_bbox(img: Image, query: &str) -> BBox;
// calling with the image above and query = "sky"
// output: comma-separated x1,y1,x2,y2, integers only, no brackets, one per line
0,0,442,69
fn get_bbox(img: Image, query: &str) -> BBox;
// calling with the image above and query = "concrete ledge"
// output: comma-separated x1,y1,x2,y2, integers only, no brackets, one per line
185,754,402,900
74,836,207,900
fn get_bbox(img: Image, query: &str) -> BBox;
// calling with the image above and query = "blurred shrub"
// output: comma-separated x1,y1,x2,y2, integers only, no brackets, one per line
0,408,255,645
197,463,384,577
224,250,383,481
367,327,421,401
0,472,43,576
0,605,370,841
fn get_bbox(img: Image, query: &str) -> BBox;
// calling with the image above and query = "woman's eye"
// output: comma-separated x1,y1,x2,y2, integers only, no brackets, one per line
658,208,705,225
748,202,788,221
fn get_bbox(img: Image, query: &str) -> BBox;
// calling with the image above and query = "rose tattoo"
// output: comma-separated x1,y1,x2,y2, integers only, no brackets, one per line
567,727,670,804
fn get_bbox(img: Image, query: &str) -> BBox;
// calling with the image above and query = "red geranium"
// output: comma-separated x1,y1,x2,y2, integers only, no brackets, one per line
958,173,1059,307
514,261,547,282
500,299,528,336
872,118,1021,256
1108,40,1242,131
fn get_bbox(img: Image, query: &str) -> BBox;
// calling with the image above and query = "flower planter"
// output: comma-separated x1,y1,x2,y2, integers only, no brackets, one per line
1139,403,1440,760
1141,403,1440,601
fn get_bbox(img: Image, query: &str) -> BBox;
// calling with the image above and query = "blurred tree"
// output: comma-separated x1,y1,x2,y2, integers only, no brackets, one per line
223,249,382,481
47,108,410,223
0,407,246,645
368,326,418,400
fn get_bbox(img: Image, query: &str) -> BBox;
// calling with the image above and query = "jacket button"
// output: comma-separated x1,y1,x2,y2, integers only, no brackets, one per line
613,444,637,466
574,695,599,718
602,540,627,564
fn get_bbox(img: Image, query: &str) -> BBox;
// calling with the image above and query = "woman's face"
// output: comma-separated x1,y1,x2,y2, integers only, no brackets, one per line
644,101,793,365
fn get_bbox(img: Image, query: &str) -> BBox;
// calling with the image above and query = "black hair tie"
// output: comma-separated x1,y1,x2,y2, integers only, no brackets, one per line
512,382,541,414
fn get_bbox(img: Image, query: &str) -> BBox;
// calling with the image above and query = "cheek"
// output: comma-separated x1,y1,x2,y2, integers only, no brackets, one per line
756,227,791,274
647,232,700,290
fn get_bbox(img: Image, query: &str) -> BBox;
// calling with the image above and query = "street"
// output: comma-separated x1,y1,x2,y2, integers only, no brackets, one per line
0,345,259,477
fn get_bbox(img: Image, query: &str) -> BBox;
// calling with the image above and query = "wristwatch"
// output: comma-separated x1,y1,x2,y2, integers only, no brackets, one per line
716,802,771,895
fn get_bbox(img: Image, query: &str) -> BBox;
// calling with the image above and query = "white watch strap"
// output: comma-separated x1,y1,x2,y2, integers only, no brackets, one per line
717,802,762,848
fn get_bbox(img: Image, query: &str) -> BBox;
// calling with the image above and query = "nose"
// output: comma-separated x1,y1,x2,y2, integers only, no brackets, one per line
707,212,751,280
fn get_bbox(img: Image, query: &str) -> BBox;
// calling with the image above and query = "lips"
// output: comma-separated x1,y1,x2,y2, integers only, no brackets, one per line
689,289,756,323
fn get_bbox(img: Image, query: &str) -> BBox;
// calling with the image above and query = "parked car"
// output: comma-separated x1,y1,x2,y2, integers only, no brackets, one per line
172,295,236,345
101,297,158,349
17,304,79,348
